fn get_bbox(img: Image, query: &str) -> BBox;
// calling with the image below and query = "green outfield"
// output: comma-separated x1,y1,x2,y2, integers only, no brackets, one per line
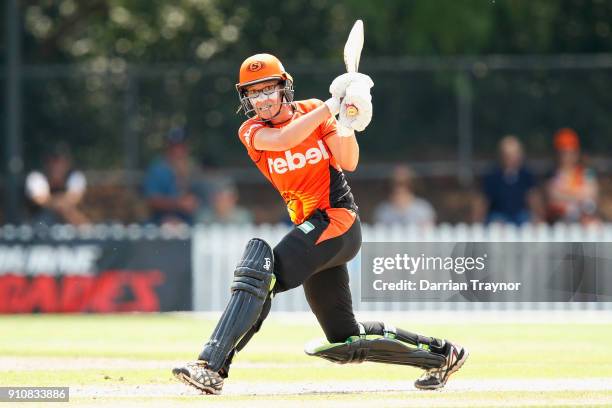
1,313,611,407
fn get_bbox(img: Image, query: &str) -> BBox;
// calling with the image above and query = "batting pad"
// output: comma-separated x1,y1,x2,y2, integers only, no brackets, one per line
304,335,446,369
199,238,275,371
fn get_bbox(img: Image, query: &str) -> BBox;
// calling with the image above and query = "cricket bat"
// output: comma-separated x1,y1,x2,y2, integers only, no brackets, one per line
343,19,364,117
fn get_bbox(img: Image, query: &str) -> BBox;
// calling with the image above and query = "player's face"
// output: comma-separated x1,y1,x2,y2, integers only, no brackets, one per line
245,80,283,120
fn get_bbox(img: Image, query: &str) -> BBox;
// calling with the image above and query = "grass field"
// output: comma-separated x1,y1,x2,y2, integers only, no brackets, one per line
1,311,612,407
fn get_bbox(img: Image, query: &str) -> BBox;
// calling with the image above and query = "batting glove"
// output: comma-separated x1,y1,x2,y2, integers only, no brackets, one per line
329,72,374,99
324,97,341,116
338,81,373,132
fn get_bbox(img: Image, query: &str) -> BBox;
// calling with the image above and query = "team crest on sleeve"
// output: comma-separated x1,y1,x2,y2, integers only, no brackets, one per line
243,124,262,147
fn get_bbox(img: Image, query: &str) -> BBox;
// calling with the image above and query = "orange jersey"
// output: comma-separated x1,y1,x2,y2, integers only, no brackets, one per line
238,99,357,225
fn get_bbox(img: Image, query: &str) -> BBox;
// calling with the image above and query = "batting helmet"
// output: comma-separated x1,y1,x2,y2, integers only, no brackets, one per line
235,54,294,118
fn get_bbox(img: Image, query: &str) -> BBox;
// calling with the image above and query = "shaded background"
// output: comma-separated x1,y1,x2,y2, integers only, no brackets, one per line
3,0,612,223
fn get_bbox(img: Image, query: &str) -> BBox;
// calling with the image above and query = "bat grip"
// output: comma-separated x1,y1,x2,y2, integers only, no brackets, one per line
346,105,358,117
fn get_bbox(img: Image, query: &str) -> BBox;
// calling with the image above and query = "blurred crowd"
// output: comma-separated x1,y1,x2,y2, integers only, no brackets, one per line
471,128,600,226
24,127,253,228
21,126,605,227
370,128,602,227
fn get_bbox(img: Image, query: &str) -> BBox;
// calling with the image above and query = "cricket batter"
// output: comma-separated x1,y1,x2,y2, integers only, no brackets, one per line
173,53,468,394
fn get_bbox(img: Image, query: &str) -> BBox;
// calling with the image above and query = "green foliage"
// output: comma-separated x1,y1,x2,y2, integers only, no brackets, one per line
10,0,612,171
19,0,612,63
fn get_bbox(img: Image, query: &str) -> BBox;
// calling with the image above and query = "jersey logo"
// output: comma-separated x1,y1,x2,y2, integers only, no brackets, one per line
267,140,330,174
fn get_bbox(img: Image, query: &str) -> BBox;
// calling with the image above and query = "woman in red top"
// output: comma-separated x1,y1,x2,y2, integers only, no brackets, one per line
173,54,467,394
547,128,599,224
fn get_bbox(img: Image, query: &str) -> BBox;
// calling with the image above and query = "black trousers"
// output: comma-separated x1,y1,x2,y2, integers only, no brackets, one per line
219,208,361,376
273,209,363,342
219,209,443,377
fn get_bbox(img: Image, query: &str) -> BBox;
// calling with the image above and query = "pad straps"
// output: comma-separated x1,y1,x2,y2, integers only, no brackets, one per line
382,322,397,339
358,323,366,339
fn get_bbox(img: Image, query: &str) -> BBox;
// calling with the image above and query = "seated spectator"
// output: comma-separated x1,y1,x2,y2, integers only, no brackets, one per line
143,127,204,225
546,128,599,224
480,135,541,225
374,165,435,226
25,143,89,225
196,181,253,225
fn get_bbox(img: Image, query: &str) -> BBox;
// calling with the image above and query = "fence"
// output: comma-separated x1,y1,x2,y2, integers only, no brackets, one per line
192,223,612,312
1,222,610,313
4,54,612,174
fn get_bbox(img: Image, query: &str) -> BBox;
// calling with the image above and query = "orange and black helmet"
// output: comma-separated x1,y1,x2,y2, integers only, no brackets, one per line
237,53,293,89
236,53,294,118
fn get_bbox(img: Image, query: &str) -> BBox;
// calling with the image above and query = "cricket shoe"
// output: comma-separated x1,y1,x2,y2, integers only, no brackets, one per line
172,361,224,395
414,341,469,390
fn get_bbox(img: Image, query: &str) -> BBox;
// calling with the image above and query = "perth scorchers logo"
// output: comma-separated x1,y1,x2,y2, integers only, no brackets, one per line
248,61,265,71
281,190,320,224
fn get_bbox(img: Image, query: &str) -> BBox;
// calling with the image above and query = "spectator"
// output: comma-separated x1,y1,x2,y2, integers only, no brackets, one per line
25,143,89,225
479,135,541,225
143,127,203,225
196,181,253,225
374,165,435,226
546,128,599,224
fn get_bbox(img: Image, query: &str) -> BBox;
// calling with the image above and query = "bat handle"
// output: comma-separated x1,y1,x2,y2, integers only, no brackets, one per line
346,104,358,117
343,69,358,117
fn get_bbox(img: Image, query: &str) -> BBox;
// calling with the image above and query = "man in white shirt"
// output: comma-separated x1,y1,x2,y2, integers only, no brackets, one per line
25,143,89,225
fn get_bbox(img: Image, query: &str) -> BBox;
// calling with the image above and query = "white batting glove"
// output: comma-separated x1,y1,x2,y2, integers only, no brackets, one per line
324,97,341,116
338,81,373,132
329,72,374,99
325,98,353,137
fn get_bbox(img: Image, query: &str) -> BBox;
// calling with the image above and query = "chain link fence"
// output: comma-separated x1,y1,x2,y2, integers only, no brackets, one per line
5,55,612,174
3,55,612,223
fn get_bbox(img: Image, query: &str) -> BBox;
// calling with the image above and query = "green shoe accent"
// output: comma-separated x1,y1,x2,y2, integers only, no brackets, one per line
418,343,431,351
